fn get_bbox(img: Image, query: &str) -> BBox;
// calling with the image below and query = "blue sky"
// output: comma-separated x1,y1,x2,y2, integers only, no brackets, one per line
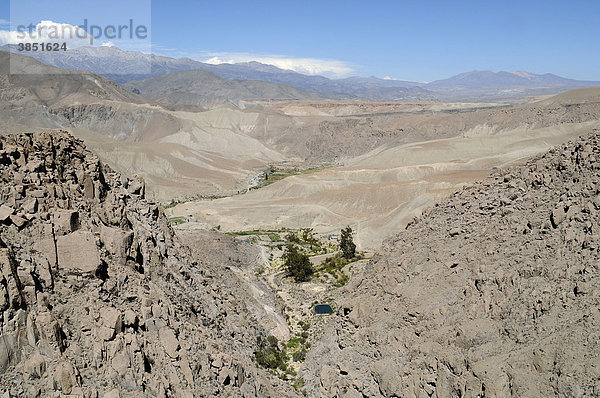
1,0,599,81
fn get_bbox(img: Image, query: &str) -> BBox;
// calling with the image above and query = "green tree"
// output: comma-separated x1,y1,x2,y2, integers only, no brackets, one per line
283,243,313,282
254,335,287,371
340,226,356,259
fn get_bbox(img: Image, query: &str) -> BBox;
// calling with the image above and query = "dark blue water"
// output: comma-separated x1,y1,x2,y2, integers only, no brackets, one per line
313,304,334,314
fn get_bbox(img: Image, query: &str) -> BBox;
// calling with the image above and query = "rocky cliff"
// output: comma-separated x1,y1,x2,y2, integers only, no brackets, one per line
0,131,297,397
302,134,600,397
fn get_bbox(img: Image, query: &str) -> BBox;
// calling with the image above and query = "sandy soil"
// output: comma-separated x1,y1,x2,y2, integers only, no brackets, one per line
168,119,600,249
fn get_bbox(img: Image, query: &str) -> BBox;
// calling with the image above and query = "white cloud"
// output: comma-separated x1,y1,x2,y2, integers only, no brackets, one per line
0,20,92,47
0,20,150,51
202,52,354,78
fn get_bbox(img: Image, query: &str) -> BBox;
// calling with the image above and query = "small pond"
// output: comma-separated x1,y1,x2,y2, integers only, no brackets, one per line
313,303,334,315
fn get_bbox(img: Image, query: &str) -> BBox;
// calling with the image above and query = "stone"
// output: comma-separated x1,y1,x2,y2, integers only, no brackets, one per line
52,361,79,394
100,307,122,339
26,312,39,347
111,352,130,376
8,214,26,228
52,209,79,236
24,352,46,379
0,334,16,373
103,389,121,398
159,327,180,359
82,175,95,199
23,198,38,214
449,227,461,237
0,205,14,222
33,223,57,269
0,248,25,310
28,189,45,198
127,177,145,196
100,225,134,267
56,231,100,273
123,309,138,328
550,206,566,228
0,132,299,397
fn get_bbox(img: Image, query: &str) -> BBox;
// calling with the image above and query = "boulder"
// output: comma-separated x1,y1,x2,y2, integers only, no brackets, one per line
52,209,79,236
24,352,46,379
8,214,26,228
56,231,100,274
23,198,38,214
111,351,130,376
0,248,25,310
0,205,14,222
100,307,122,334
100,225,133,267
52,361,79,394
550,206,566,228
123,309,138,328
159,327,180,359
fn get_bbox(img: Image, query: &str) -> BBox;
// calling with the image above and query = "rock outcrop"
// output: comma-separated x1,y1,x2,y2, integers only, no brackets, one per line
0,131,298,397
302,134,600,397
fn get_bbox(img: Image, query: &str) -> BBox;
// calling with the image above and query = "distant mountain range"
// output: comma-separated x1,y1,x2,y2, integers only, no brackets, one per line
123,69,321,108
425,70,600,101
427,70,600,88
2,45,600,102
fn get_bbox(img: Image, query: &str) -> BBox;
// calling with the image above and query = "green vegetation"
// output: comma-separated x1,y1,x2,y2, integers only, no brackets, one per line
286,337,303,349
340,226,356,259
292,348,307,362
227,229,278,236
251,165,327,190
254,335,288,372
268,233,280,242
317,254,352,287
286,231,300,243
299,228,323,254
312,226,358,286
292,377,305,393
254,335,304,381
164,201,179,209
226,229,286,242
283,243,313,282
286,320,312,371
168,216,186,226
298,320,310,331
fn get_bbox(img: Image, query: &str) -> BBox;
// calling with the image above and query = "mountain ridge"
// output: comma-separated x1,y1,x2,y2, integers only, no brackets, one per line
4,45,600,101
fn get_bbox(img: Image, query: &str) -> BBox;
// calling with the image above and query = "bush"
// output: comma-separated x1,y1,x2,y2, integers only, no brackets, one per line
283,243,313,282
268,233,280,242
292,348,307,362
286,232,300,243
254,336,288,371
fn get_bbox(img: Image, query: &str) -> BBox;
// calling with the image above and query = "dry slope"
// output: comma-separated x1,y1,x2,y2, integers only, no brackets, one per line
301,133,600,397
0,131,297,397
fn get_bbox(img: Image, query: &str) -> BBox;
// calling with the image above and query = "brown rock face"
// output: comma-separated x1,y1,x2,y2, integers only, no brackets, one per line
302,134,600,397
52,209,79,235
0,131,297,397
56,231,100,274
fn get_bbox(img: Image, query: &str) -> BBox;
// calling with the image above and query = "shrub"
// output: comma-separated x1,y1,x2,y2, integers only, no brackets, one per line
292,348,307,362
254,335,288,371
283,243,313,282
268,233,280,242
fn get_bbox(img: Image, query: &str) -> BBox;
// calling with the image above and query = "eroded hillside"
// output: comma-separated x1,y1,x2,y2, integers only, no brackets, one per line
0,131,298,397
170,89,600,249
301,133,600,397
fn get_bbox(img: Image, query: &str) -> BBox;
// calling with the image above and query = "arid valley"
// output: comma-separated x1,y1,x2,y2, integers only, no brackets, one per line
1,3,600,395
